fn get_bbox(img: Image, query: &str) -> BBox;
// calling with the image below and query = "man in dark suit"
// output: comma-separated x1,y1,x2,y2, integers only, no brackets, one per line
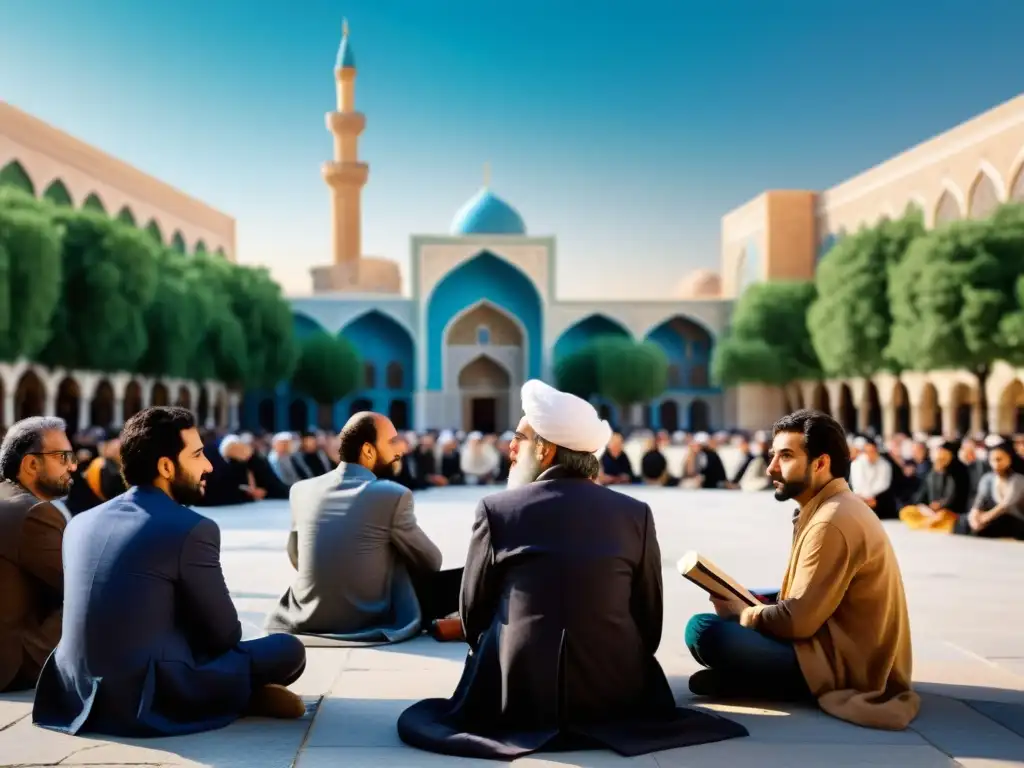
265,412,455,644
0,416,75,691
398,380,747,760
33,406,307,738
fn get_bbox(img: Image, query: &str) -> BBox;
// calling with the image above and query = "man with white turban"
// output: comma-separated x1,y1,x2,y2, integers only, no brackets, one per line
398,380,747,760
459,431,499,485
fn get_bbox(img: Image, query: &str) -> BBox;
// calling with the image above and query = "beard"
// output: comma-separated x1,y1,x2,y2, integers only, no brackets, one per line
507,447,542,489
38,471,73,499
373,456,399,479
771,466,812,502
171,471,206,506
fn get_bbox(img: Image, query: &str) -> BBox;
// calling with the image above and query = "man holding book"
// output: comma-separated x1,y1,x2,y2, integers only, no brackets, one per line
683,409,921,731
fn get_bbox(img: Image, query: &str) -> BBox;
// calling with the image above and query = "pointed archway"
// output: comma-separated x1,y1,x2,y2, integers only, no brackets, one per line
426,251,543,389
552,313,631,362
458,354,511,433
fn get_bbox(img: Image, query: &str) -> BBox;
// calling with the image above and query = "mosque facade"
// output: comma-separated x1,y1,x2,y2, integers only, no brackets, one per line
243,23,735,435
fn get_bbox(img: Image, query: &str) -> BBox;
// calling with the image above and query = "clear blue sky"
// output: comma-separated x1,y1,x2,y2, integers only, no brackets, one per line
4,0,1024,298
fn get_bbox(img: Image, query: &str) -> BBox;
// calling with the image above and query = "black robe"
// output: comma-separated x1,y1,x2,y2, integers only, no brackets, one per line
396,465,747,760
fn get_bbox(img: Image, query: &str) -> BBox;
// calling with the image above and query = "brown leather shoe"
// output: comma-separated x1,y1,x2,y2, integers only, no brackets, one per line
247,684,306,719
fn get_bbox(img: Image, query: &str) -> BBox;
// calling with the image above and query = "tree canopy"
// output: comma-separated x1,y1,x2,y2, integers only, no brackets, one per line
711,280,821,387
886,213,1024,378
554,337,668,409
808,209,925,377
291,331,362,404
0,187,298,387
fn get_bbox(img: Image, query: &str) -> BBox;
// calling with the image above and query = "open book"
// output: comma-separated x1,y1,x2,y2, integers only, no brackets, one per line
677,551,760,607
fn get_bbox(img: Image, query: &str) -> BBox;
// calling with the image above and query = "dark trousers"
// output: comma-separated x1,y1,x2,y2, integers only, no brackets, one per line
411,567,464,621
241,633,307,688
954,511,1024,540
685,613,811,700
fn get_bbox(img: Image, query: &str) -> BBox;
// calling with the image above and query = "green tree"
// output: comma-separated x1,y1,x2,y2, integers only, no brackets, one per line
37,209,159,372
291,331,361,404
187,255,250,386
592,337,669,416
0,206,63,360
712,280,821,386
808,209,924,377
222,264,299,388
136,247,212,378
553,345,601,400
886,212,1024,430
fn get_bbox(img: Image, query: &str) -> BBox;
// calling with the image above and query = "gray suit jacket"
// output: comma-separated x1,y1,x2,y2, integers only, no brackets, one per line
264,463,442,644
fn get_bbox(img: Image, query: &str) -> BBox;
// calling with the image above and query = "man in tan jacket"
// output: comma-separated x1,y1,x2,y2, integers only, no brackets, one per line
684,409,920,730
0,417,76,691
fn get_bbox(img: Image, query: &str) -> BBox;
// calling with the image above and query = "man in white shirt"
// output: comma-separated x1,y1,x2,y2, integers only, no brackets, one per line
849,438,896,518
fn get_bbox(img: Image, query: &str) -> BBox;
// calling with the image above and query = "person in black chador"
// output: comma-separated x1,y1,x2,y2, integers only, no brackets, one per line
397,380,747,761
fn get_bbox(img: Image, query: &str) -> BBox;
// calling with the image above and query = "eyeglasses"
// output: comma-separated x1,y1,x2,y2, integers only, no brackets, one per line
29,450,77,466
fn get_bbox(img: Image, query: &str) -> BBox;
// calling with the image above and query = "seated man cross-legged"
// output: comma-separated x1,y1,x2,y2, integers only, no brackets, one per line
32,407,307,738
265,411,457,644
398,380,747,761
684,409,921,731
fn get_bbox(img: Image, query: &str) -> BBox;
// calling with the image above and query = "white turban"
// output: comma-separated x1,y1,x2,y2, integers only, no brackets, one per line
219,434,241,460
468,431,483,441
272,431,293,444
520,379,612,454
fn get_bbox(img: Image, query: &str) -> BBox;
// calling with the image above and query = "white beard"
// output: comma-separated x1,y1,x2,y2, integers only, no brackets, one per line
507,448,542,489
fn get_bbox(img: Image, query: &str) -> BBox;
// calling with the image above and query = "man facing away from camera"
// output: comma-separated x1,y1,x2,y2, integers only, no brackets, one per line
397,380,747,761
33,406,307,738
265,411,456,644
684,409,920,731
0,417,75,692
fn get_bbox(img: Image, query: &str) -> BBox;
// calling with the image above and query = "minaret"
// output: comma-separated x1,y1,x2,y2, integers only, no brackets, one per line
322,18,367,269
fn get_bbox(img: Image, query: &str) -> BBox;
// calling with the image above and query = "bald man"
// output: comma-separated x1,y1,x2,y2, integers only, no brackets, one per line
265,413,456,645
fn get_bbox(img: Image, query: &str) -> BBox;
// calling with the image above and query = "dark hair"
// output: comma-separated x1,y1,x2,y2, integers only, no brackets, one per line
338,412,378,463
0,416,67,481
772,408,851,481
120,406,196,487
535,436,601,480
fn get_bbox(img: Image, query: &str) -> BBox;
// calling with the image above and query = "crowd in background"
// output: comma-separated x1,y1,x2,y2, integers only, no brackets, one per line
53,420,1024,540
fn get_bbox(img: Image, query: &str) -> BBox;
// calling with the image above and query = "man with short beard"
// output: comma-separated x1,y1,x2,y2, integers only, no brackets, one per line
684,409,920,731
0,417,75,691
33,407,307,737
265,411,452,644
398,380,747,761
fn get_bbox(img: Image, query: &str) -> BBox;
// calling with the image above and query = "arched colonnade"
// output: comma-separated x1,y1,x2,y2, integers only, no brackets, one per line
781,362,1024,437
0,361,236,433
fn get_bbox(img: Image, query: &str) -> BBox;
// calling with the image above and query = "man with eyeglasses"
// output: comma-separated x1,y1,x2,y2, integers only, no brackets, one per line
0,416,76,692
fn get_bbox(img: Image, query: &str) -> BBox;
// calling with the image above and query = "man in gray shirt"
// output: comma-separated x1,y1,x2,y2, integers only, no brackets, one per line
265,412,457,644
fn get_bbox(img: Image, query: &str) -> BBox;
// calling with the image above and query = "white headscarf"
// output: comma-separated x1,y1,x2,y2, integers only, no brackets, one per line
520,379,612,454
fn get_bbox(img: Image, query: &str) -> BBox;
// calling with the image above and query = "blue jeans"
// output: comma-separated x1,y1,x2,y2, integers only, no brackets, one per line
684,613,810,699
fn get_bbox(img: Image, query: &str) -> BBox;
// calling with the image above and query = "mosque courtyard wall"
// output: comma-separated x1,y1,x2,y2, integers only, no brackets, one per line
720,92,1024,437
0,102,236,259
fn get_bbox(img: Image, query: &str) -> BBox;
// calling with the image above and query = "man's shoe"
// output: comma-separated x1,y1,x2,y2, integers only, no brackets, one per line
687,669,751,698
247,684,306,719
687,668,721,696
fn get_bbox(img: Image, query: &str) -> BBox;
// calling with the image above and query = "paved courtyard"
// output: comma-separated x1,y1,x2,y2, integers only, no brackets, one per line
2,486,1023,767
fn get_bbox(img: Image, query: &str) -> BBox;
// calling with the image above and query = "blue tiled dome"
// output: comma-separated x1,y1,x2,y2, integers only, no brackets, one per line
450,188,527,236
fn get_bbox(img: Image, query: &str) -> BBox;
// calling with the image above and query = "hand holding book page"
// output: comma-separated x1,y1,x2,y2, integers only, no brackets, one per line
676,551,760,607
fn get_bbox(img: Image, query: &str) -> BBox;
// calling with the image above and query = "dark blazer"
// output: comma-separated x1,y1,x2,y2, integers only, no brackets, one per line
0,480,65,691
397,466,747,760
265,463,442,644
33,486,252,737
